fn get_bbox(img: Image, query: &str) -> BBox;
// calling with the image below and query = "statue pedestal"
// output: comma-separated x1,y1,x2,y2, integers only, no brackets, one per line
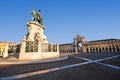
26,21,48,43
19,21,59,60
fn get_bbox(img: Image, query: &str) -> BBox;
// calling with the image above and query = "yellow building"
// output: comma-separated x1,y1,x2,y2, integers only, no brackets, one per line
83,39,120,53
0,41,18,56
59,34,120,53
59,43,74,53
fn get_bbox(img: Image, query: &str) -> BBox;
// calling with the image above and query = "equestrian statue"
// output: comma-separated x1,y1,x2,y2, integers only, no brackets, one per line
31,9,43,25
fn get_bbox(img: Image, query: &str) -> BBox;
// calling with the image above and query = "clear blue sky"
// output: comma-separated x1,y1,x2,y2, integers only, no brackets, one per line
0,0,120,44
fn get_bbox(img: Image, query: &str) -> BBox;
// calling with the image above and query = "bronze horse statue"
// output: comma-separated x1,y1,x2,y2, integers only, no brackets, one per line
31,10,43,25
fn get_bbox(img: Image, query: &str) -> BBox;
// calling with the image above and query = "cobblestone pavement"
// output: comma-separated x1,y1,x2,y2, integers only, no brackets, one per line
0,52,120,80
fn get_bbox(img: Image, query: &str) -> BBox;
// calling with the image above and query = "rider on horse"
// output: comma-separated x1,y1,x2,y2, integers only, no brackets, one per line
31,9,43,25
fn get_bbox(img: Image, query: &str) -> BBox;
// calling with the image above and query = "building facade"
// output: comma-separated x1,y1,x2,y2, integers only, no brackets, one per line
0,41,18,57
83,39,120,53
59,34,120,53
59,43,74,53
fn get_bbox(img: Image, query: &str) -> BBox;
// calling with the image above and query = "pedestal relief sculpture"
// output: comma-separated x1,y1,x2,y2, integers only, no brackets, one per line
19,10,59,60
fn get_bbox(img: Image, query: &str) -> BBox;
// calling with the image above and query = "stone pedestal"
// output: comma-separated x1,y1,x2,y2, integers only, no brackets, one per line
26,21,48,43
19,21,59,60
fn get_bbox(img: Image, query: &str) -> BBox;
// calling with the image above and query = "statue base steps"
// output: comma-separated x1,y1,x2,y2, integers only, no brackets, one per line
19,52,59,60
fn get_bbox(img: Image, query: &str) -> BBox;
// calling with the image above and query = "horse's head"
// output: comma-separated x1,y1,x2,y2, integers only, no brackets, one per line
31,10,35,15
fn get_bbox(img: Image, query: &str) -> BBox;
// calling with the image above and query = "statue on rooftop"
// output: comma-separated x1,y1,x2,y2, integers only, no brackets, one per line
31,9,43,25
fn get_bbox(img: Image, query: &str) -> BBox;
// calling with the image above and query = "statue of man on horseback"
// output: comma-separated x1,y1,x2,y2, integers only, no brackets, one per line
31,9,43,25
